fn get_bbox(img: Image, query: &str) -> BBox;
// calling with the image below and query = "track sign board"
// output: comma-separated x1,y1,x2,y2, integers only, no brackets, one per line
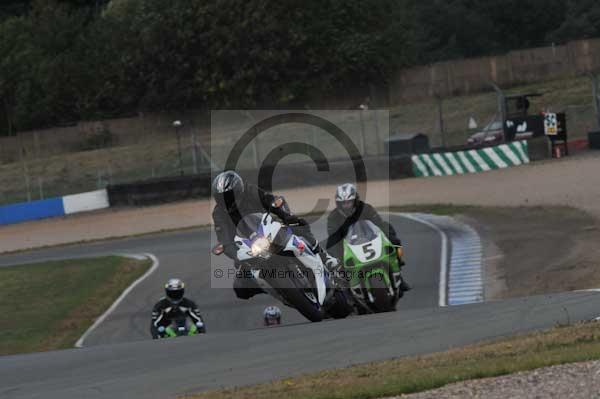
544,112,558,136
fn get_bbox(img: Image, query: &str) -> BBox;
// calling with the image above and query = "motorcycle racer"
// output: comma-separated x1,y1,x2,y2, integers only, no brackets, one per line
326,183,412,292
151,278,206,338
264,305,282,326
211,170,339,299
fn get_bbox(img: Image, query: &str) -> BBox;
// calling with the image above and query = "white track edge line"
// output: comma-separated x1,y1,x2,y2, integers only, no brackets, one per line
74,253,160,348
393,213,448,307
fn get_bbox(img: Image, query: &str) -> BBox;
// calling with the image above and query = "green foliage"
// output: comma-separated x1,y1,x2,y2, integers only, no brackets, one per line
0,0,598,135
0,0,416,133
547,0,600,43
412,0,567,61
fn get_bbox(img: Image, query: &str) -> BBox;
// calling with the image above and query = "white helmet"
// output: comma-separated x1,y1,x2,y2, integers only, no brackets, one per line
263,306,281,326
335,183,358,216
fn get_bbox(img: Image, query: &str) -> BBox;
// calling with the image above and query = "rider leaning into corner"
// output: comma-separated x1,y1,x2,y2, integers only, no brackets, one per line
211,170,340,299
326,183,412,293
151,278,206,338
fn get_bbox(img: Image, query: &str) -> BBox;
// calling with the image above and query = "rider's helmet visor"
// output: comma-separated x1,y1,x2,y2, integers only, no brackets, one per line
337,200,355,214
264,316,281,326
167,289,184,302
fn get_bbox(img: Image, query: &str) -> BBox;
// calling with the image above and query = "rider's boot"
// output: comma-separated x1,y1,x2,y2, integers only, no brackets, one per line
233,263,266,299
396,256,411,292
399,275,412,292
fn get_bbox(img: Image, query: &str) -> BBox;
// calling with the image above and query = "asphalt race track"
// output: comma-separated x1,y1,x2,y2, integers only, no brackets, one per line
2,214,600,398
0,214,440,344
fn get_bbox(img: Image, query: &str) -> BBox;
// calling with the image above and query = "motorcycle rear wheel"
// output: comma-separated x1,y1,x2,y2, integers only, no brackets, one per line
326,290,353,319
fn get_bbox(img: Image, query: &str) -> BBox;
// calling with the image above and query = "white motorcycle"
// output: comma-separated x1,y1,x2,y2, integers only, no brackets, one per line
214,212,352,322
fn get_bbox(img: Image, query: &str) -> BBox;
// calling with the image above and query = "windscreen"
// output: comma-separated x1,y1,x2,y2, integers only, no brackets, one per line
236,213,263,238
345,220,379,245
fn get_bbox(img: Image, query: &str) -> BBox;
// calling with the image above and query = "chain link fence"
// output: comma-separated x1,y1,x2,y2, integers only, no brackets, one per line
0,76,598,206
0,125,213,205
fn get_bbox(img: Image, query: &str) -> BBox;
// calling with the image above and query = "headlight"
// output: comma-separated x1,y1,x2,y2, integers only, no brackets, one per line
251,237,271,257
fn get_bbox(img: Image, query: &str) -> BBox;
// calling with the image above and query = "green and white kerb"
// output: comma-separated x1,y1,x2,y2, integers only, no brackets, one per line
411,141,529,177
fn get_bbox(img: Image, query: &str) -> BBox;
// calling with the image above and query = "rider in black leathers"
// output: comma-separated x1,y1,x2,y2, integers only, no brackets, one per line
211,170,339,299
326,183,411,292
151,279,206,338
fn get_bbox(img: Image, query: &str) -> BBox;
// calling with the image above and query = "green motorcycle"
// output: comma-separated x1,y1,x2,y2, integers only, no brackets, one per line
160,317,203,338
342,220,403,313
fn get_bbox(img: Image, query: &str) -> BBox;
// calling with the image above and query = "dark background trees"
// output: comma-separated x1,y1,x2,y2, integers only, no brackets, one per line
0,0,598,135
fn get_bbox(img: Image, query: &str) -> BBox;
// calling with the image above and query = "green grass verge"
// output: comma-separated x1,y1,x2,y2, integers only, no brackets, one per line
185,321,600,399
0,256,151,355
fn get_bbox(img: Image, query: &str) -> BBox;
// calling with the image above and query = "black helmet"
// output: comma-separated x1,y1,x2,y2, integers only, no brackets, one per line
165,278,185,304
212,171,244,212
335,183,358,216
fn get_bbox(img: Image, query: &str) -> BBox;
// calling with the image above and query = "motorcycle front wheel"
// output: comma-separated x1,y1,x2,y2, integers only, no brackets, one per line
263,264,324,322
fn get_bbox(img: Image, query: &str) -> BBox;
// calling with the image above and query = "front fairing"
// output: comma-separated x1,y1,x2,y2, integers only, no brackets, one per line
236,213,291,261
234,213,328,306
164,316,197,337
284,235,327,305
343,221,399,287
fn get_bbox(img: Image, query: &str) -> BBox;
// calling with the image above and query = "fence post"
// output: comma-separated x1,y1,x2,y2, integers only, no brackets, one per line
38,177,44,200
437,96,446,148
372,111,382,155
191,129,199,174
358,111,367,156
18,133,31,202
591,73,600,128
97,170,103,189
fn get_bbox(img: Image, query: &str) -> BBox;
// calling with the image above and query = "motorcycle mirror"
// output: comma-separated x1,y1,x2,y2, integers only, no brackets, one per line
212,243,224,256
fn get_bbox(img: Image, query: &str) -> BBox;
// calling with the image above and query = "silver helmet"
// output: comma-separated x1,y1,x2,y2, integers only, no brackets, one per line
335,183,358,216
165,278,185,304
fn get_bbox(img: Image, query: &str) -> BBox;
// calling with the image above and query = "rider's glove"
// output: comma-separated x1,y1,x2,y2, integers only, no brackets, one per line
324,254,339,272
396,246,404,258
396,247,406,267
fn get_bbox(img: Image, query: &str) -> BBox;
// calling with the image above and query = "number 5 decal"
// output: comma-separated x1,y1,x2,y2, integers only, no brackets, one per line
362,243,376,260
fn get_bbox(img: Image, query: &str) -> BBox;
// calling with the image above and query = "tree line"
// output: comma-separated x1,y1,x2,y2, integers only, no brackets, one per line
0,0,598,135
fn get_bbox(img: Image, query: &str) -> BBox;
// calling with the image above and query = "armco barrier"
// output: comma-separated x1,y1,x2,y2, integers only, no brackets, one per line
0,189,109,226
63,189,110,214
411,141,529,177
0,197,65,225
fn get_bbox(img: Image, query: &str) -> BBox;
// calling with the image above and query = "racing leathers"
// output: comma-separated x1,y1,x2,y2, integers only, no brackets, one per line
212,183,329,299
150,297,206,338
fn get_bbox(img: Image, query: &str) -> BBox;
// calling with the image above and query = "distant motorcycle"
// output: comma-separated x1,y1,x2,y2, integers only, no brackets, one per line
214,212,352,322
342,220,403,313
